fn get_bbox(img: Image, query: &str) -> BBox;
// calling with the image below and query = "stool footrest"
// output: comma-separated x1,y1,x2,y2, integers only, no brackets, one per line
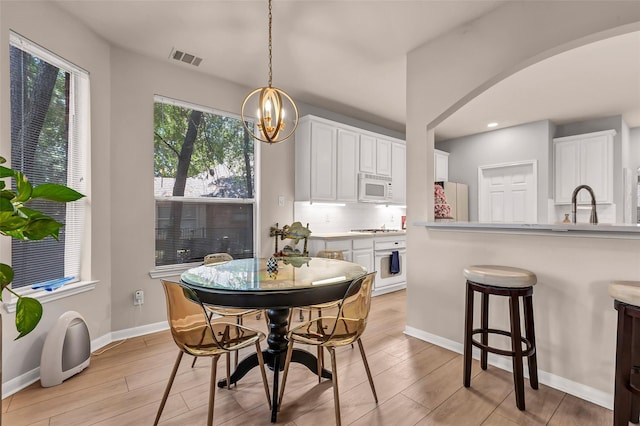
471,328,535,358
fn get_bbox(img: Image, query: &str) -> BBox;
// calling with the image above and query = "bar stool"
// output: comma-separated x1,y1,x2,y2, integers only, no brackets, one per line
609,280,640,426
463,265,538,410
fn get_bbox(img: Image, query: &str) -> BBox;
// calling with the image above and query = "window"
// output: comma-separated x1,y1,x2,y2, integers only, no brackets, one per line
154,97,257,266
9,32,89,289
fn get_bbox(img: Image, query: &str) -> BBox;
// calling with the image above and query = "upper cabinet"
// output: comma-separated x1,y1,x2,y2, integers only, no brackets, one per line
360,135,392,176
336,129,359,202
295,115,405,204
553,129,616,204
391,142,406,204
434,149,449,182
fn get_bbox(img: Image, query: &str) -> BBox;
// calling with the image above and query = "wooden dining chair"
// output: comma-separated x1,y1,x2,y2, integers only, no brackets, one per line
192,253,262,370
278,272,378,426
155,280,270,426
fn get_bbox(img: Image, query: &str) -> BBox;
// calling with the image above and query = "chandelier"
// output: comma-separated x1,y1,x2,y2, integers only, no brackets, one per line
241,0,299,144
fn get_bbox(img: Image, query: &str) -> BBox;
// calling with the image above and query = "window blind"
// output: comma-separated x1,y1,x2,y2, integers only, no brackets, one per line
9,32,89,289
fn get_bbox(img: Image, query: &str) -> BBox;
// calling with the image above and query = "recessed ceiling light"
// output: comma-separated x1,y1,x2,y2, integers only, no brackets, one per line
487,122,499,128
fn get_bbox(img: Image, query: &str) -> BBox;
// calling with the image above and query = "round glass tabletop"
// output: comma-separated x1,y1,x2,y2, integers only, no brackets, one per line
181,257,367,292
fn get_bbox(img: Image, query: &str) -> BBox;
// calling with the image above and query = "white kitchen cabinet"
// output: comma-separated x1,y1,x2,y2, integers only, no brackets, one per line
391,142,406,204
360,135,392,177
553,130,615,204
310,237,374,271
336,129,359,202
295,117,338,202
296,115,404,203
359,134,377,174
434,149,449,182
352,238,374,273
376,138,392,176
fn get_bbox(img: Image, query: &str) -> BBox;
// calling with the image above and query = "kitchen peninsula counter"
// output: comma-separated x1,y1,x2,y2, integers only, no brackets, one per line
418,221,640,239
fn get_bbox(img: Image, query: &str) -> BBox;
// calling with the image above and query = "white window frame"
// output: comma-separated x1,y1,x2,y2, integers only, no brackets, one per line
149,96,260,278
4,32,95,310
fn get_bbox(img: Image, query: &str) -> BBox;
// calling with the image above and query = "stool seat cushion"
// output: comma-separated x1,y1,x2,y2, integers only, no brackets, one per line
464,265,537,288
609,281,640,307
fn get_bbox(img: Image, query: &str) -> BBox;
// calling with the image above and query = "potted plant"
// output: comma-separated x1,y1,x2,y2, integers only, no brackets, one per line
0,155,84,418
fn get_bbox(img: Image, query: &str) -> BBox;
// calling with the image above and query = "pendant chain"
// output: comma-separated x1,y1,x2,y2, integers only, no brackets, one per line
268,0,273,88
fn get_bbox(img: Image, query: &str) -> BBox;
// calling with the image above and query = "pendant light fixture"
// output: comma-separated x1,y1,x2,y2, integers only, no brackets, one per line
241,0,299,144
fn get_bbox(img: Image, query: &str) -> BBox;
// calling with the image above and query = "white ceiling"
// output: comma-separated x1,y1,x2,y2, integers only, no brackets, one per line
51,1,639,138
436,30,640,141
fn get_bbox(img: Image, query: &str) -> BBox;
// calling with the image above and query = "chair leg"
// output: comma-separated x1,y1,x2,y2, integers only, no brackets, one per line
509,294,526,411
208,355,219,426
523,293,538,389
463,281,474,387
357,338,378,403
631,317,640,423
329,347,341,426
255,341,272,410
278,339,295,409
317,346,323,383
226,352,231,390
154,351,184,426
480,292,489,370
615,304,633,426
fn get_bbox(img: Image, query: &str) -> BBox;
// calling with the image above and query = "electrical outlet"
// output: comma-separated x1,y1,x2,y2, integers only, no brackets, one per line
134,289,144,306
278,195,285,207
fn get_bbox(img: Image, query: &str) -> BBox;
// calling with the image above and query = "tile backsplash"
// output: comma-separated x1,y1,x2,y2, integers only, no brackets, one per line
294,202,406,233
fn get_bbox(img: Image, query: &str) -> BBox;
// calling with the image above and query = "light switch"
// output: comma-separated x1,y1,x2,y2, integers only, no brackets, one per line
278,195,285,207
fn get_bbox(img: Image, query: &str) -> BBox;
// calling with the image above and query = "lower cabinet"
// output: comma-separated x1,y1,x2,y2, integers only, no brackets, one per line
309,238,374,269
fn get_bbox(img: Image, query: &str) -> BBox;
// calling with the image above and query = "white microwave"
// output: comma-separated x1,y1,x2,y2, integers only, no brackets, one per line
358,173,393,202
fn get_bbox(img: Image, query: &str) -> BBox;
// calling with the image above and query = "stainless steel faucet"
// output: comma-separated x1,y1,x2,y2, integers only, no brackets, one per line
571,184,598,224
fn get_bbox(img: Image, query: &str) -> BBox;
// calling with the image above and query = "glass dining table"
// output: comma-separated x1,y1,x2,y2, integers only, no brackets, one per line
180,256,367,422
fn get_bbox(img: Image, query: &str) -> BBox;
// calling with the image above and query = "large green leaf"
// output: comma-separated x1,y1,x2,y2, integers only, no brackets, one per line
0,212,29,232
14,172,33,202
0,197,14,212
15,297,43,340
0,263,14,289
0,165,14,178
31,183,84,202
16,206,46,219
0,189,15,199
22,217,62,240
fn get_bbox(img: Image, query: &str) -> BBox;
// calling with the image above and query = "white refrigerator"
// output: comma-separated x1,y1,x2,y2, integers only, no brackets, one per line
441,182,469,222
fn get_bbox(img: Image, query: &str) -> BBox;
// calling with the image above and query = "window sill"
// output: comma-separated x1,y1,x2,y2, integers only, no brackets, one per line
149,262,201,279
3,280,98,313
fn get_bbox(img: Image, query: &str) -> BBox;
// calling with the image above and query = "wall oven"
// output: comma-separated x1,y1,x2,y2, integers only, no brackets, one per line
359,173,393,202
373,238,406,294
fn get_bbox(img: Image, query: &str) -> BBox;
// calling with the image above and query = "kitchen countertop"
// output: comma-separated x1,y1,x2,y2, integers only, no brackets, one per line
418,221,640,239
310,231,406,240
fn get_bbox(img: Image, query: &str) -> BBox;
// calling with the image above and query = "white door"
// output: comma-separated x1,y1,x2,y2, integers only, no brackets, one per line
478,161,537,223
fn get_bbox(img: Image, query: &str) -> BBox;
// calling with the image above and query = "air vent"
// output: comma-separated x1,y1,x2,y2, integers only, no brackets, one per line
169,48,203,67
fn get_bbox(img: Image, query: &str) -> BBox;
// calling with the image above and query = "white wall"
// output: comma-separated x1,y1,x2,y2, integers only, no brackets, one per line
109,47,297,331
0,1,112,386
406,1,640,406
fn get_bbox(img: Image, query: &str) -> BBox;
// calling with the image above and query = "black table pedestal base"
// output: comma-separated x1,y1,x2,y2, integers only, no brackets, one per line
215,308,331,423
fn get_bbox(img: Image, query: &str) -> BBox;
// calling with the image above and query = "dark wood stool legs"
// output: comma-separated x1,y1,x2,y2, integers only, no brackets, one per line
463,281,538,411
613,300,640,426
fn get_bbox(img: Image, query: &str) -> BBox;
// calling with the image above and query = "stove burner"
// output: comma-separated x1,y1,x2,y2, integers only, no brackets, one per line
350,229,401,233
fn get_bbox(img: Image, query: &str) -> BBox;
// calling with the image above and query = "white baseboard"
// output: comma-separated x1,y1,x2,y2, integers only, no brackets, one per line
2,367,40,399
3,320,170,399
404,325,613,410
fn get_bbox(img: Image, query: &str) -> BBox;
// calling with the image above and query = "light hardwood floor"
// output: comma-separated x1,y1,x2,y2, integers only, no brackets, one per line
3,290,613,425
